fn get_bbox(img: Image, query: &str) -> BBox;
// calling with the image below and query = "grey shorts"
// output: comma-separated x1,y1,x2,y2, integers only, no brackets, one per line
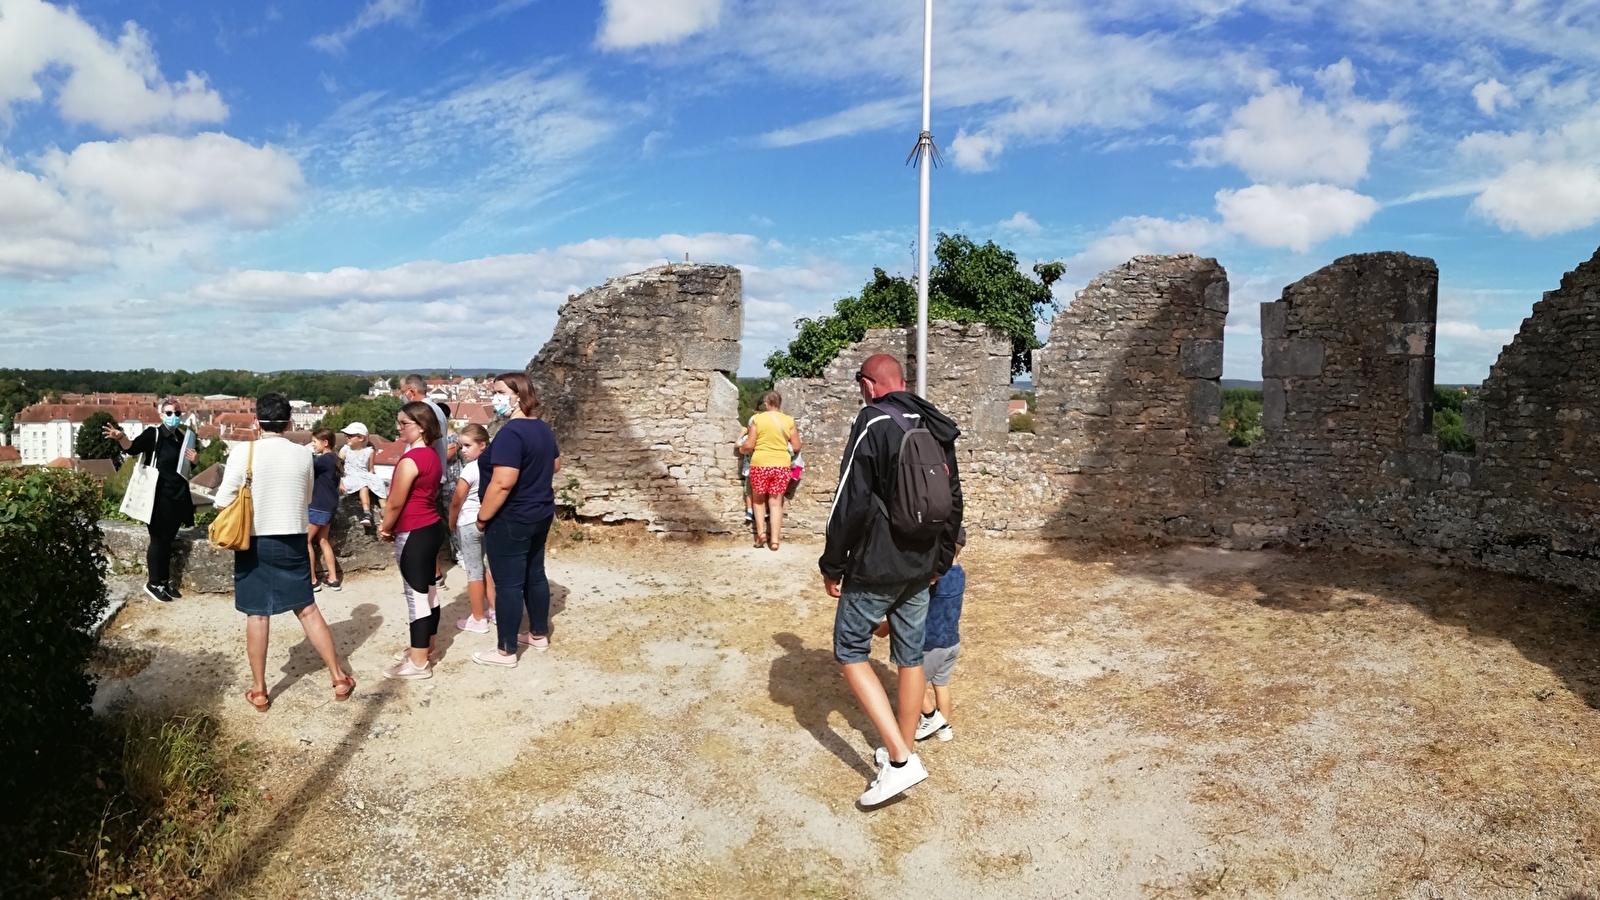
923,643,961,686
457,523,486,582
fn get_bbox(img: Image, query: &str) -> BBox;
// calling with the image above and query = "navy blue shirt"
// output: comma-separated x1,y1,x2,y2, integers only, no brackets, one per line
923,563,965,651
480,417,560,524
311,452,340,512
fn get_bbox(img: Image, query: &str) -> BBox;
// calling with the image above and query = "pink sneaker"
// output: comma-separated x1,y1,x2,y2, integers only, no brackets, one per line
517,633,550,652
457,615,490,633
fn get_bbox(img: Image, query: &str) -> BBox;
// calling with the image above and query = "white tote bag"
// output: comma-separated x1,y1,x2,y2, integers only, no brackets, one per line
120,452,159,524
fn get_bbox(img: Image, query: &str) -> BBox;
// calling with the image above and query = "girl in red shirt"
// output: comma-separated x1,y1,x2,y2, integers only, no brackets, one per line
379,401,447,680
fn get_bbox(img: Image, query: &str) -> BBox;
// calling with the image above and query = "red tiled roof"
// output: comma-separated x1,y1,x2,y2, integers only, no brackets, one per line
1008,400,1028,415
215,413,255,427
0,447,19,462
41,457,117,478
15,403,160,425
372,445,405,466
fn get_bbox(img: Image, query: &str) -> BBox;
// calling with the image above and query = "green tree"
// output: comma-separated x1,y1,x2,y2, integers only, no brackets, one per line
0,377,40,437
765,232,1062,379
321,395,404,440
1221,388,1263,447
192,436,229,472
75,411,123,462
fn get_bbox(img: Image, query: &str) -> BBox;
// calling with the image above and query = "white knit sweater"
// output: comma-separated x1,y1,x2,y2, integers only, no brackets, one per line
215,437,314,536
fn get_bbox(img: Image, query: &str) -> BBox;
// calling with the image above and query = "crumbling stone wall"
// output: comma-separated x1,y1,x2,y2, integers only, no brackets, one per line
1034,254,1230,538
489,247,1600,594
528,263,745,532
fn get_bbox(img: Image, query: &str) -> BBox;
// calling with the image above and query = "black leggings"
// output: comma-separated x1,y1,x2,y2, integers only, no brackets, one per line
410,607,441,649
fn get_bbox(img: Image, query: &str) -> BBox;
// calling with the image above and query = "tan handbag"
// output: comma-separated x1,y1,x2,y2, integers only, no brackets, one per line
208,441,254,551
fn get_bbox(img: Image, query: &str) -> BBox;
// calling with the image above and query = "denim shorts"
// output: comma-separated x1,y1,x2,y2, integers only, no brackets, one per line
834,579,930,667
308,507,333,527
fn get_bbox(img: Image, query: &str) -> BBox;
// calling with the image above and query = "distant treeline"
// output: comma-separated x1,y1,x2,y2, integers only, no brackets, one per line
0,369,392,433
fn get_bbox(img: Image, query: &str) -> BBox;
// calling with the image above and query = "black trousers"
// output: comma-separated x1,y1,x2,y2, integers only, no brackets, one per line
146,493,192,587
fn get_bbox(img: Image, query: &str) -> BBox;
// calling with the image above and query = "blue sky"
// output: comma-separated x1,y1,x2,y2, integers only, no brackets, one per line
1,0,1598,383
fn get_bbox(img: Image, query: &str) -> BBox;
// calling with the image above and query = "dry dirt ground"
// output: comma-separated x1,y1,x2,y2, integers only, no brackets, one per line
93,527,1600,899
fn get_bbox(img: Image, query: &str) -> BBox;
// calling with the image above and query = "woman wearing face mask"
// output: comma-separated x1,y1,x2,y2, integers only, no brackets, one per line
104,396,200,602
472,373,561,668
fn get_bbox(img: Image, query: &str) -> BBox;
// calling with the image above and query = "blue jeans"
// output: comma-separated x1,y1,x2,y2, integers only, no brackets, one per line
485,514,554,654
834,579,930,667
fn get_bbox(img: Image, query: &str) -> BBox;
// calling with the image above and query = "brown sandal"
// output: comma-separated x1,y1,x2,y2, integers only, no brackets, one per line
754,533,767,548
332,674,356,701
244,689,271,712
768,539,780,551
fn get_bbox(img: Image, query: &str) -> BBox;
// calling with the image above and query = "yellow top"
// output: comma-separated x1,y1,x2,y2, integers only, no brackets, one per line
749,411,796,468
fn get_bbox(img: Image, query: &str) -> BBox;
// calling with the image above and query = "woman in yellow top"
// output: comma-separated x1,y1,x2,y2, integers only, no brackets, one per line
742,390,802,551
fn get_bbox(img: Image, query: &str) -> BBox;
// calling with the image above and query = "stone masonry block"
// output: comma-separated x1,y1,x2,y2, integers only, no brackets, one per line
1203,279,1231,313
1263,339,1324,378
1405,357,1435,435
1260,301,1288,340
1385,322,1435,357
1189,378,1221,425
1180,340,1225,379
1263,378,1286,431
681,341,742,372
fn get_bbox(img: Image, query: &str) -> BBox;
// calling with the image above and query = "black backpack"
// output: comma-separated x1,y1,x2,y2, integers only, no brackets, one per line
870,403,953,541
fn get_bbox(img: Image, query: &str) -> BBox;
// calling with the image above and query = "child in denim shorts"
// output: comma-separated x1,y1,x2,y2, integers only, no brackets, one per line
915,528,965,742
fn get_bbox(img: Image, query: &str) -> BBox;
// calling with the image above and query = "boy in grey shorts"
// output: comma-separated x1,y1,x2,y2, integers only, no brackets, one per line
916,528,965,742
873,528,966,742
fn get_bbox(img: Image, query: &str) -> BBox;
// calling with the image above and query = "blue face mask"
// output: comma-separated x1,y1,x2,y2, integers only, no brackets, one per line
492,394,513,417
163,414,181,428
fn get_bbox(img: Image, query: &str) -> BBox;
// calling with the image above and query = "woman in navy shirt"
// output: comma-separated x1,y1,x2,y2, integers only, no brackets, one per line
471,372,561,668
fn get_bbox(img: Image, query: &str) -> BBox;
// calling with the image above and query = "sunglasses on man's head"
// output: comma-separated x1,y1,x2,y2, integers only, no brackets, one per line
854,371,870,383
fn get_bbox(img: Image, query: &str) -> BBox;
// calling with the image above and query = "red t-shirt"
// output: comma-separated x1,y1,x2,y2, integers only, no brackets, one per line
396,446,443,532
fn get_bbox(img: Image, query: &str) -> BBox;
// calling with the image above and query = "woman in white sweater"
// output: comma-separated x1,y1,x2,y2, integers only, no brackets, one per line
215,393,355,711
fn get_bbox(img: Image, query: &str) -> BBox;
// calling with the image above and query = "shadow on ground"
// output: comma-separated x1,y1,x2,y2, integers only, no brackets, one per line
271,602,385,700
768,631,897,780
1042,539,1600,710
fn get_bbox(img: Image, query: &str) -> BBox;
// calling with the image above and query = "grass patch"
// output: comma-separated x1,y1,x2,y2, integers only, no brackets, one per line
10,713,253,900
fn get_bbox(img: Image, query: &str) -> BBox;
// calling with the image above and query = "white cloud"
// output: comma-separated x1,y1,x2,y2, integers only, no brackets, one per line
0,234,860,372
1472,78,1514,116
0,0,226,133
759,98,913,148
1214,183,1380,252
597,0,721,51
949,128,1003,172
0,162,106,278
1193,61,1406,186
997,211,1042,233
717,1,1205,166
310,0,423,53
1472,161,1600,237
1061,215,1227,286
41,133,303,229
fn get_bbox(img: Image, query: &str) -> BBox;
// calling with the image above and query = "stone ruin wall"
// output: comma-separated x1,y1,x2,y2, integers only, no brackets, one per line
519,247,1600,593
527,263,745,532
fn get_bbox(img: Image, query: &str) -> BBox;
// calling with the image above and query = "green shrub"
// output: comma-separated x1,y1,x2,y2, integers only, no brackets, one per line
1434,407,1476,452
0,468,109,798
1221,388,1264,447
1009,411,1035,433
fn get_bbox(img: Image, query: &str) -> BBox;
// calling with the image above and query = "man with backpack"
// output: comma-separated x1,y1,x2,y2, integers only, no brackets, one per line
820,353,964,807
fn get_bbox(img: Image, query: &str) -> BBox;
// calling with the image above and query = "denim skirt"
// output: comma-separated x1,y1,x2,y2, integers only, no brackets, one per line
234,534,315,616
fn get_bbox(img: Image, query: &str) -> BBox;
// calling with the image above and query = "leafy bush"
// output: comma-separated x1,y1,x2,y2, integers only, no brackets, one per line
1009,411,1036,433
765,232,1063,378
320,394,404,440
1221,388,1264,447
1434,407,1476,452
0,468,109,799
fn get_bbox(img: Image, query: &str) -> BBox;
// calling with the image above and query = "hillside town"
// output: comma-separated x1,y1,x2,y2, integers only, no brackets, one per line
0,378,497,498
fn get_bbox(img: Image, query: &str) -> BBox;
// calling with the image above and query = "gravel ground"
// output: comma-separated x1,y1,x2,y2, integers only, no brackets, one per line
94,530,1600,899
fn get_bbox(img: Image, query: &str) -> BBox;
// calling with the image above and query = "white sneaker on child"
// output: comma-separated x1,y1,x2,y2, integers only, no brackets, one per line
457,615,490,633
915,709,950,741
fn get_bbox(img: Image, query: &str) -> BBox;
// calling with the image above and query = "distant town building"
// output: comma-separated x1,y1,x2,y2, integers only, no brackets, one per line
367,378,393,397
14,403,159,466
0,446,21,468
288,400,329,431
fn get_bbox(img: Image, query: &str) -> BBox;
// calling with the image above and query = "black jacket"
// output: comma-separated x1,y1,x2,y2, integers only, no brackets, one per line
819,390,963,587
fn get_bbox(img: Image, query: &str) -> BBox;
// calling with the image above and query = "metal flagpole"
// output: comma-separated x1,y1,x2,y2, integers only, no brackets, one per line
914,0,933,397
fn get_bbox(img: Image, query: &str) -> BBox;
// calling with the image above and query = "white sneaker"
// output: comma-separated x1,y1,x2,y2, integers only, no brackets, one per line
860,753,928,807
457,615,490,633
391,648,440,662
875,747,888,768
915,709,950,742
471,649,518,668
382,658,432,680
518,633,549,652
